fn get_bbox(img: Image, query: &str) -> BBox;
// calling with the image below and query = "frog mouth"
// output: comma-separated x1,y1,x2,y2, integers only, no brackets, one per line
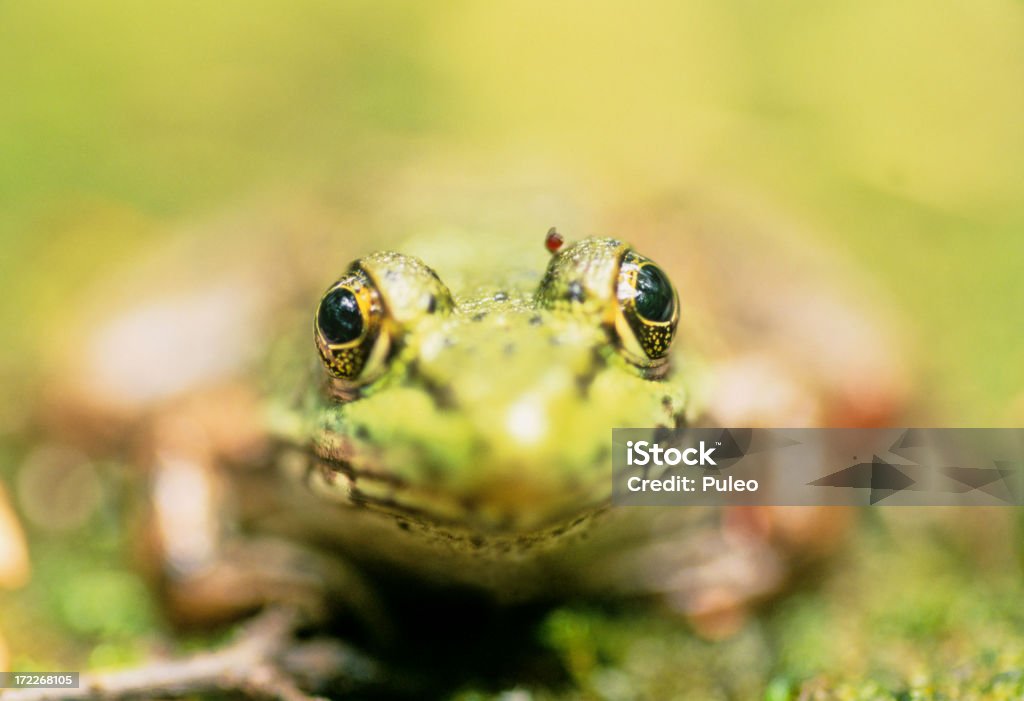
306,451,611,536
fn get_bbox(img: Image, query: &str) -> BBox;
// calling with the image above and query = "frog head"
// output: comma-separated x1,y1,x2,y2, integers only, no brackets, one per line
308,235,688,534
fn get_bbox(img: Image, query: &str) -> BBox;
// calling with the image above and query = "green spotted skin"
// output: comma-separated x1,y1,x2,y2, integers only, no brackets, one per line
290,232,688,532
266,232,694,592
534,237,627,318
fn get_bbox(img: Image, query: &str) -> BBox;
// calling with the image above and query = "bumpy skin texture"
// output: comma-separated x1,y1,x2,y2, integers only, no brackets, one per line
237,233,738,607
293,237,690,562
534,237,627,318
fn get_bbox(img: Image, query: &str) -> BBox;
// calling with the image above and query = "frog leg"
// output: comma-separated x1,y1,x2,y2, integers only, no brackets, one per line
144,448,389,637
572,506,845,638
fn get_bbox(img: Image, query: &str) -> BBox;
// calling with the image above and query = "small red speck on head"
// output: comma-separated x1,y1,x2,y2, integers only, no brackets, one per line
545,227,564,254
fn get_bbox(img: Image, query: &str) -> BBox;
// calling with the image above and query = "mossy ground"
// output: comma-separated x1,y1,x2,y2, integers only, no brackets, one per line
454,509,1024,700
3,471,1023,701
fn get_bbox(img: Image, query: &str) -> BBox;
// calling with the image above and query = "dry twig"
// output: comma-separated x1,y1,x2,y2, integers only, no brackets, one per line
0,607,379,701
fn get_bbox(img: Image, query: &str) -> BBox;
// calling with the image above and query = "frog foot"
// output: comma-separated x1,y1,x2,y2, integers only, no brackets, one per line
588,506,851,639
156,536,391,641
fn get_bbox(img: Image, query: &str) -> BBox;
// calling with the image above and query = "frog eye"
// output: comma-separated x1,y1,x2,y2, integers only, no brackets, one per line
536,237,679,367
315,269,389,382
318,288,363,345
315,251,454,384
614,251,679,364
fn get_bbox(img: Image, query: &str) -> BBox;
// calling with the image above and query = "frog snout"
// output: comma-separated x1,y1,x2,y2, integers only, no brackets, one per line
333,316,673,530
402,329,627,524
417,320,605,450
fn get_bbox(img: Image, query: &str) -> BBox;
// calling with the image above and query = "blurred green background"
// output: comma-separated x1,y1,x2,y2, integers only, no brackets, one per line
2,3,1024,698
1,0,1022,421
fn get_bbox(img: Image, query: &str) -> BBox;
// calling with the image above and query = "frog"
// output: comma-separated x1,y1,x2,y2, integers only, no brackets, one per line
24,185,907,697
134,230,773,631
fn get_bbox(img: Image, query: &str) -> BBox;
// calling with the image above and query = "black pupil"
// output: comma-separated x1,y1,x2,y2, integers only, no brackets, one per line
634,265,675,322
318,287,363,344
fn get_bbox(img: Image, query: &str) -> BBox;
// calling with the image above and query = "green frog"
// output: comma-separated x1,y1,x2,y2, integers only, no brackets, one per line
135,230,753,629
32,191,906,694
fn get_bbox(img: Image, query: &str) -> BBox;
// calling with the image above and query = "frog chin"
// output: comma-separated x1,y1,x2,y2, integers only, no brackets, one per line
308,447,610,537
